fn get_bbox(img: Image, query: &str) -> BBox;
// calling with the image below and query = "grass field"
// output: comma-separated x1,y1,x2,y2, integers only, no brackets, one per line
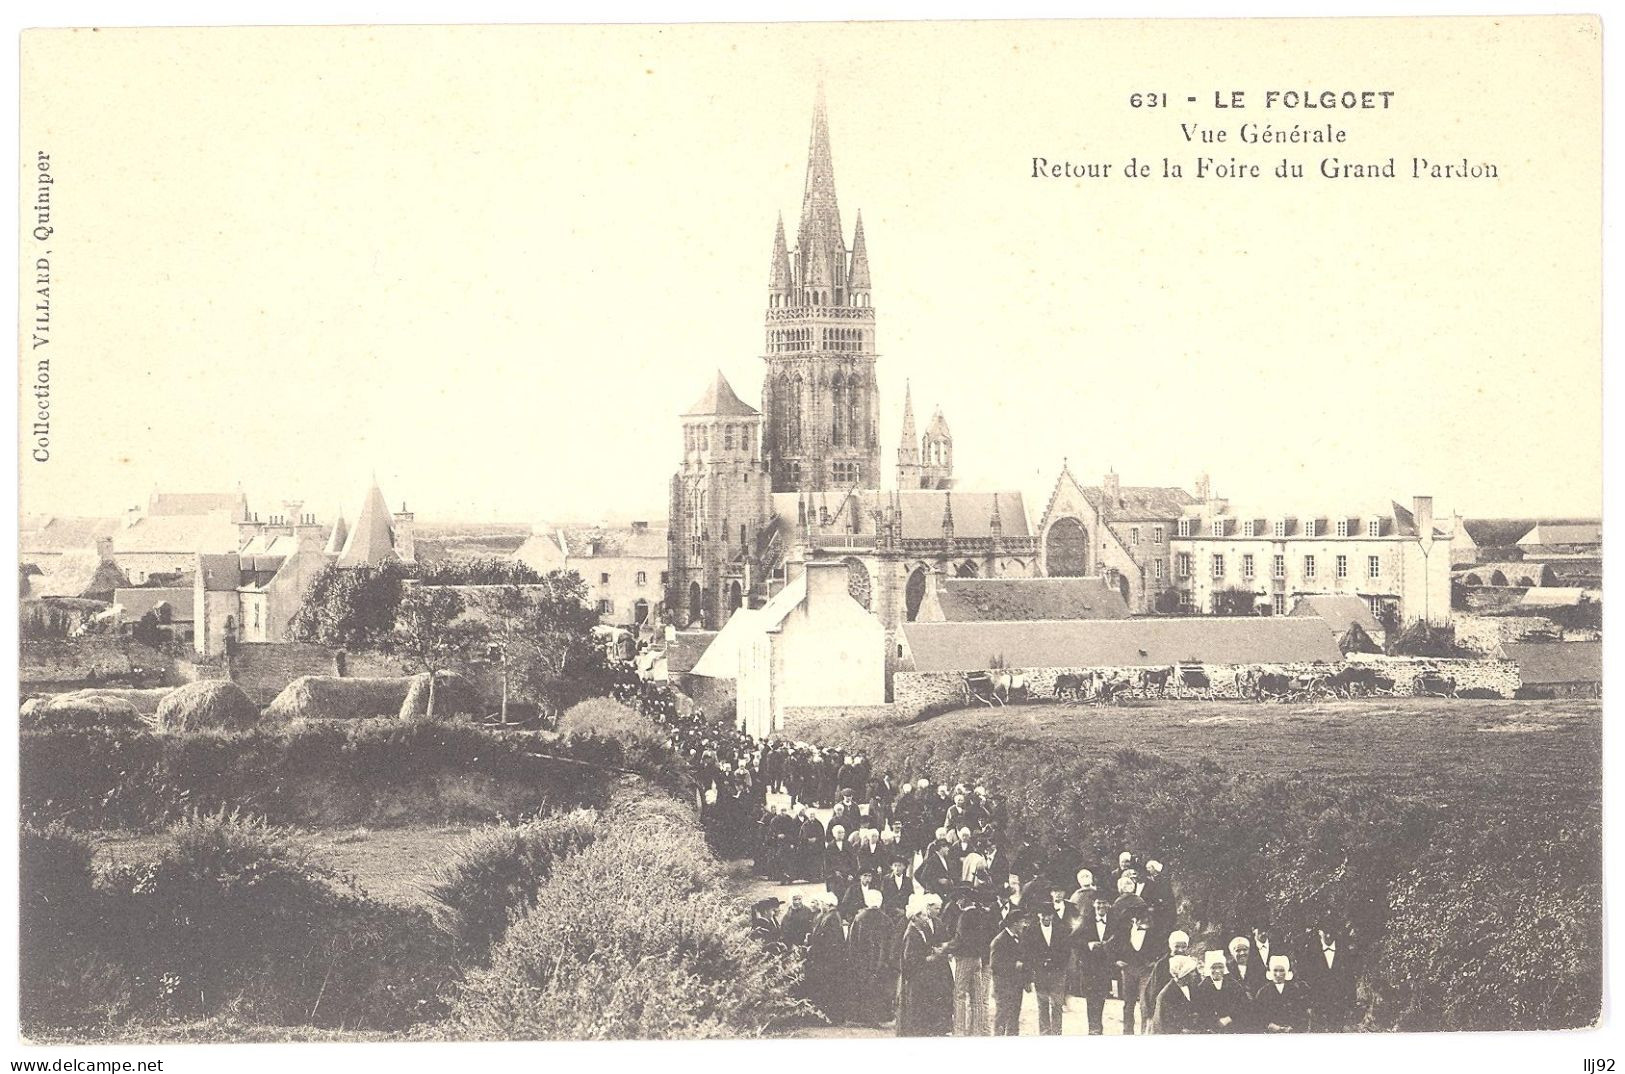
813,696,1601,815
93,824,473,908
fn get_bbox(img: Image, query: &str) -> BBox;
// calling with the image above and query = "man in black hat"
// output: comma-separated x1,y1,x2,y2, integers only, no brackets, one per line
988,908,1027,1036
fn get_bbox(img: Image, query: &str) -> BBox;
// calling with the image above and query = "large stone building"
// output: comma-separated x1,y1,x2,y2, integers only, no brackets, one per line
512,520,668,629
668,85,1035,664
1035,464,1198,613
1168,493,1452,627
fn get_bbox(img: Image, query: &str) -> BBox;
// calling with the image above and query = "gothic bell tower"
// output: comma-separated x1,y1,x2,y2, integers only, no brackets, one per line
761,83,881,494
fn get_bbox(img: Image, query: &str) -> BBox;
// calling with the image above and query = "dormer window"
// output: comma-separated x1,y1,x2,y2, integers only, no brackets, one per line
1242,520,1256,538
1303,518,1317,538
1273,521,1286,538
1367,519,1382,538
1177,519,1192,538
1336,519,1349,538
1210,519,1224,538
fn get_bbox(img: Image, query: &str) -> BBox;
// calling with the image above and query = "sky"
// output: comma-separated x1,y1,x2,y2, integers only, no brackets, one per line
17,18,1601,527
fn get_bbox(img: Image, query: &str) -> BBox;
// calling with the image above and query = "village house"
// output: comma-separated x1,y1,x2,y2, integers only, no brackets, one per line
512,520,669,629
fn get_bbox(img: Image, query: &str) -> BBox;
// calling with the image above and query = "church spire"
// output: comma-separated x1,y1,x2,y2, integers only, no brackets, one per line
768,212,792,293
797,79,845,294
849,210,871,292
899,380,917,448
896,380,921,490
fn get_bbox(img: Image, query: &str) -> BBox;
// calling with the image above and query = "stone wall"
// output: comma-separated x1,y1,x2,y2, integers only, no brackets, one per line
20,637,180,688
1451,613,1561,656
226,642,343,704
673,672,737,722
1456,586,1530,614
1346,654,1522,697
893,654,1523,717
780,703,899,734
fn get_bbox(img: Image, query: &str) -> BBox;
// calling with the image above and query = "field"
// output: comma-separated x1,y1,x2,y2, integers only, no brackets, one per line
812,696,1601,815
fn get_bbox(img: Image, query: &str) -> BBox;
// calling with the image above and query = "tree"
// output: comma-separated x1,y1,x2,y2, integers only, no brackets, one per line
289,562,413,650
1389,621,1473,659
392,586,485,718
495,571,613,719
418,556,545,587
1211,587,1261,616
1152,588,1187,615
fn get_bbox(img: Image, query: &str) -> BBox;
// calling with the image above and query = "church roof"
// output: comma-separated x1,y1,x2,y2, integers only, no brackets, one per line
683,371,759,418
769,213,792,290
335,483,399,568
924,407,951,439
768,490,1030,541
1081,485,1196,520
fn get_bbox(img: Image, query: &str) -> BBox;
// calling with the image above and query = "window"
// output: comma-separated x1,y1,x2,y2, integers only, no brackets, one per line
1153,525,1164,543
1336,519,1349,537
597,599,613,614
1211,554,1225,579
833,460,860,484
1273,521,1286,538
1336,555,1348,579
635,571,647,586
600,572,610,584
1154,558,1165,581
660,571,670,585
1177,519,1192,538
1242,553,1255,579
1210,519,1224,538
1273,554,1286,579
1176,553,1192,579
1130,527,1140,546
723,425,734,450
1243,520,1255,538
1303,555,1316,580
1368,519,1382,537
1272,593,1286,616
1368,596,1384,617
1369,555,1382,579
1303,518,1317,538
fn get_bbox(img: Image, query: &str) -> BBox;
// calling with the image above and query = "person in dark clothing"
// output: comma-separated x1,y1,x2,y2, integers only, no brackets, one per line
988,910,1027,1036
1024,896,1072,1035
897,894,954,1037
1253,955,1308,1033
1305,927,1358,1030
1150,955,1202,1035
945,883,997,1035
1073,892,1116,1034
1109,913,1161,1035
848,889,898,1026
1192,950,1250,1033
806,894,851,1024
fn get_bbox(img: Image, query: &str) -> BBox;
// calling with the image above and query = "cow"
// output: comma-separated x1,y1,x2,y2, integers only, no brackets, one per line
993,669,1030,705
1093,674,1135,706
1138,666,1173,699
1328,665,1391,699
1252,672,1294,702
1054,672,1085,702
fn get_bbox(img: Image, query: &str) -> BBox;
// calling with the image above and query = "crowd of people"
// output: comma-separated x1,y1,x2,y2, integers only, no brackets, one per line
624,685,1361,1036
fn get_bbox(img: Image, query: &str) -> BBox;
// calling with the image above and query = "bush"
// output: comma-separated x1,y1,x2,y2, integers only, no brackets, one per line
21,694,148,733
19,823,108,1027
399,671,483,721
557,697,665,746
265,676,415,721
154,681,260,733
426,809,599,962
445,785,804,1039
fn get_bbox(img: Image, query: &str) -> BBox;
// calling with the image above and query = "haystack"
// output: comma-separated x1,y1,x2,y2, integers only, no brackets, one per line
59,686,175,716
398,671,482,720
264,675,416,721
22,694,147,733
155,680,261,732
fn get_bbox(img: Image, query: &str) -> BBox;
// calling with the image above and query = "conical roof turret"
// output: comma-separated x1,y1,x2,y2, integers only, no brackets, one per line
848,210,871,291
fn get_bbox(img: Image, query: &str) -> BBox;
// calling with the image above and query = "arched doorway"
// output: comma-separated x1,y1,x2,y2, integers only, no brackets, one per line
905,567,928,622
1116,573,1131,603
727,581,743,613
844,557,872,610
688,581,702,625
956,560,980,578
1045,517,1089,576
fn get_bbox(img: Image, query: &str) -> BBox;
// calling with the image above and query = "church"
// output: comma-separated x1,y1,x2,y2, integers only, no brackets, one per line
667,85,1037,670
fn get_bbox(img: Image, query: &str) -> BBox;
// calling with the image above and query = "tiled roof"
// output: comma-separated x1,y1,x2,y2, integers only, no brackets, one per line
933,577,1131,622
1081,485,1196,519
1288,594,1382,637
19,516,121,555
197,553,243,592
1519,522,1602,547
149,491,246,518
113,587,195,622
1518,587,1588,607
683,371,759,418
336,484,399,568
902,616,1344,673
111,511,242,555
25,552,126,599
1501,641,1601,685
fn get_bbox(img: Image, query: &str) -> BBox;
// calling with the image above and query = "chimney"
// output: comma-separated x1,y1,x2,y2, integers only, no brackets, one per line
125,504,142,528
1195,473,1212,503
804,559,849,612
282,500,304,534
1103,470,1121,507
1413,495,1435,545
393,502,416,563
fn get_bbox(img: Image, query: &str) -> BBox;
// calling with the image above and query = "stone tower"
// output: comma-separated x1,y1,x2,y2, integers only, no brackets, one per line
761,83,880,494
920,407,954,490
668,371,770,629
